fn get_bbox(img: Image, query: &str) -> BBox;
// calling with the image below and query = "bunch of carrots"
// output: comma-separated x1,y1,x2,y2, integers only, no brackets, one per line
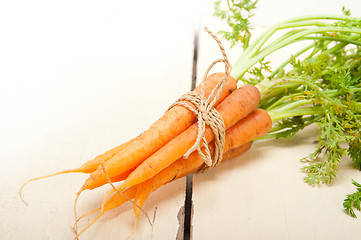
21,1,361,237
20,68,273,238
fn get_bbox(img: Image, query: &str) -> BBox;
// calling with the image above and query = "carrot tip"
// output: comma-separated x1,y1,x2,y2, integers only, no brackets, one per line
73,187,85,239
76,187,85,197
74,210,104,239
70,225,79,240
126,216,140,240
19,191,29,206
75,208,100,225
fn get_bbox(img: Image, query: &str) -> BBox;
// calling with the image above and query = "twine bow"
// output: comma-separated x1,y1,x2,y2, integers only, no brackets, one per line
170,27,232,172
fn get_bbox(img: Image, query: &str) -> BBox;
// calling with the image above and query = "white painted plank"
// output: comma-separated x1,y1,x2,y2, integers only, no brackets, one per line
192,0,361,239
0,1,196,239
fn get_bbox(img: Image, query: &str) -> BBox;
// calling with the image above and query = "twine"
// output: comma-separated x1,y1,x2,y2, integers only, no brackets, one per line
170,27,232,172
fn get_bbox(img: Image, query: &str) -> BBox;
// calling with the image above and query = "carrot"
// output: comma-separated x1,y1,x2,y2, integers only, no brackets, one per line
223,108,272,151
115,84,261,192
215,142,253,166
82,73,237,191
79,138,136,173
86,167,135,190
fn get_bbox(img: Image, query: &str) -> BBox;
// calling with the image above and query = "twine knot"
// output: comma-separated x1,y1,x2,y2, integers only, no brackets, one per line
170,27,232,172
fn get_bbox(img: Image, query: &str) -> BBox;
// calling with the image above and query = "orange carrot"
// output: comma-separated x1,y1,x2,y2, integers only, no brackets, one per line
82,73,237,191
78,139,136,173
115,85,261,192
86,168,135,190
219,142,254,165
223,108,272,151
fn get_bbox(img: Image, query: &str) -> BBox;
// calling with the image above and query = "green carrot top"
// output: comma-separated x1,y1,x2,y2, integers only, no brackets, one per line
214,0,361,217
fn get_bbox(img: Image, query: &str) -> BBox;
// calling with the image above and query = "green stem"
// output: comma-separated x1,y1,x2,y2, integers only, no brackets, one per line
266,93,307,111
232,26,361,80
235,20,330,75
242,14,352,61
266,89,339,111
268,106,324,122
244,20,330,60
303,36,361,46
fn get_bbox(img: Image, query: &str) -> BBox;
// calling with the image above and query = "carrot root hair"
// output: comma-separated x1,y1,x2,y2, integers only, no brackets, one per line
126,215,140,240
73,188,85,239
19,168,84,205
74,207,100,226
73,187,109,239
100,163,153,227
74,210,105,240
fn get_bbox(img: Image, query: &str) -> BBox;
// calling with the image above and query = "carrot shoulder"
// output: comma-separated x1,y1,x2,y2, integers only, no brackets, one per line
118,85,261,191
82,73,237,190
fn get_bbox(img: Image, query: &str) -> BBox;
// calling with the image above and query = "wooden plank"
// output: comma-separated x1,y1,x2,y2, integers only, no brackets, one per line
0,1,196,239
192,0,361,239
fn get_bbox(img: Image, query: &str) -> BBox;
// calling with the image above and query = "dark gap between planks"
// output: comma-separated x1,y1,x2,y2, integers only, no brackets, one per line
183,24,199,240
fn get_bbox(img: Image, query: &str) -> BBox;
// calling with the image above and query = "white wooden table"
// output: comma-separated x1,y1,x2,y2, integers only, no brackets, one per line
1,0,361,239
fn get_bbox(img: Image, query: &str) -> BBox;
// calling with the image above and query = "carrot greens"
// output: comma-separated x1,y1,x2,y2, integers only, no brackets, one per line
215,0,361,217
344,180,361,218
